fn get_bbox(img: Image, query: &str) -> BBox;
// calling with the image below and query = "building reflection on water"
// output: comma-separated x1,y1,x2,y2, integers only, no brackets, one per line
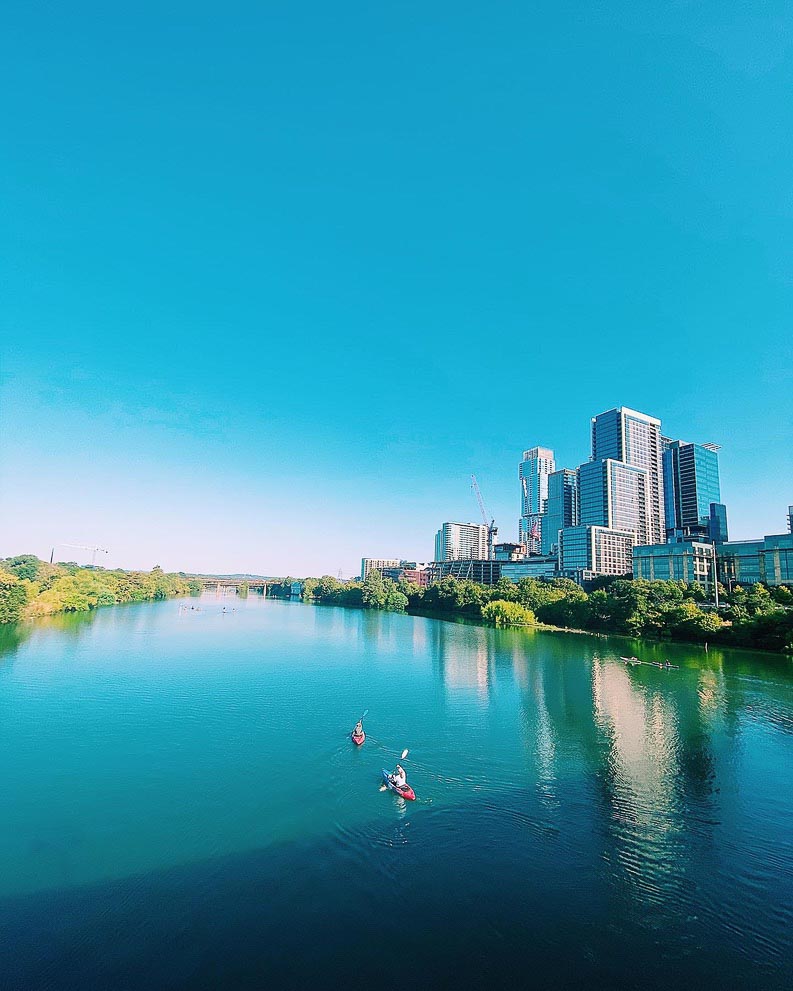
428,620,495,701
422,623,753,915
591,658,686,905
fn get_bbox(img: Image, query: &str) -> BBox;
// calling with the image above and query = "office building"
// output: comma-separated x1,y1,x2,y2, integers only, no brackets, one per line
494,542,525,562
434,522,489,562
633,542,715,587
591,407,665,544
519,446,555,554
663,439,727,542
501,557,558,581
716,533,793,588
541,469,578,556
558,525,635,580
361,558,401,580
578,458,650,544
709,503,729,544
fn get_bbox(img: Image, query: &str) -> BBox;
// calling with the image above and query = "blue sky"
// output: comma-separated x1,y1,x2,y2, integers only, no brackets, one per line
2,1,791,576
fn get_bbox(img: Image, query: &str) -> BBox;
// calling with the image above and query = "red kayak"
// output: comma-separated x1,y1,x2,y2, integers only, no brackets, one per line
382,769,416,801
351,731,365,746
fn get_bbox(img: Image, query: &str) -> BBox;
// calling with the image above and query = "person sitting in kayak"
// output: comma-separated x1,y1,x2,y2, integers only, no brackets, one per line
389,764,407,790
353,720,364,737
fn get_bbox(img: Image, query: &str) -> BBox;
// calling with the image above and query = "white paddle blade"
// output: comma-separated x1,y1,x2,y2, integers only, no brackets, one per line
401,749,409,760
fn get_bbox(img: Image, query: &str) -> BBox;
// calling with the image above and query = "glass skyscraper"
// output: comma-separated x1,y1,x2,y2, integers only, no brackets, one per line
591,407,665,544
541,469,578,555
662,439,728,542
578,458,650,544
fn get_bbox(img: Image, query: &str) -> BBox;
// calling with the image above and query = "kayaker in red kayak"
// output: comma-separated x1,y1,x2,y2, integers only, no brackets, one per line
353,720,364,738
389,764,408,791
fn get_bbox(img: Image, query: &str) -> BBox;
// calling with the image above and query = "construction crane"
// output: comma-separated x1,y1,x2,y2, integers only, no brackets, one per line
51,543,109,567
471,475,498,560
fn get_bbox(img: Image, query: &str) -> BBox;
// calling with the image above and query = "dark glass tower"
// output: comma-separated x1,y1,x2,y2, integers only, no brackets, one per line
663,440,727,543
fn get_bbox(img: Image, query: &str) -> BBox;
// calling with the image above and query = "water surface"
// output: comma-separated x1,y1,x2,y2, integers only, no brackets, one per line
1,596,791,989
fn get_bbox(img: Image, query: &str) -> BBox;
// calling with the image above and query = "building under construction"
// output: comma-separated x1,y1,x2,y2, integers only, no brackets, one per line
427,559,503,585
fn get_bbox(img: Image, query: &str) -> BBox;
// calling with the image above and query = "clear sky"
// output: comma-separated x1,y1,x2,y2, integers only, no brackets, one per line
2,2,792,577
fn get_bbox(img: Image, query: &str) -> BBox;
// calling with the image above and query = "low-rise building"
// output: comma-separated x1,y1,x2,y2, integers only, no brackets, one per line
559,525,635,579
361,558,401,580
501,557,558,582
633,542,715,586
381,564,431,587
716,533,793,588
428,559,503,585
494,542,525,561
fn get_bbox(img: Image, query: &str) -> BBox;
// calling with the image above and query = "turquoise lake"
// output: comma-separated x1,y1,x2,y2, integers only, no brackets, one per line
1,594,791,989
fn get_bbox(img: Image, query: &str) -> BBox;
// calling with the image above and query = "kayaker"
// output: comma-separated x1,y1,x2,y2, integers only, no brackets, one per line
353,720,364,737
390,764,407,790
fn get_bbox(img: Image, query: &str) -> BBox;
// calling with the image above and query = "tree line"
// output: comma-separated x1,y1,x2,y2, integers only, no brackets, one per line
5,555,791,653
0,555,201,624
288,570,793,653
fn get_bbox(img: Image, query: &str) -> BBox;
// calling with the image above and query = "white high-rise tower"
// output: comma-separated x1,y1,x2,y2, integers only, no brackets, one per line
519,446,555,554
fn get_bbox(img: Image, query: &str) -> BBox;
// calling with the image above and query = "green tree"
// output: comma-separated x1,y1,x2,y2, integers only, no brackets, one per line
385,588,409,612
2,555,41,582
0,570,28,623
482,600,536,628
362,570,388,609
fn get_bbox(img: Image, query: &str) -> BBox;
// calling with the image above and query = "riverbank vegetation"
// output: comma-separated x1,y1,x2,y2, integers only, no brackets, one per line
0,555,201,623
299,571,793,653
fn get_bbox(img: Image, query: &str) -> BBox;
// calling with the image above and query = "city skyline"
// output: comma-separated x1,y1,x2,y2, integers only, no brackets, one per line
2,3,792,577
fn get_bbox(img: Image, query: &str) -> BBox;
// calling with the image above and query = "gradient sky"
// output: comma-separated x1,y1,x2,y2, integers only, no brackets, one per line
2,2,792,577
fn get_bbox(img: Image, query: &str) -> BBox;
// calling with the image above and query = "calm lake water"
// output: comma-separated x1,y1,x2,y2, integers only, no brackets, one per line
1,595,791,990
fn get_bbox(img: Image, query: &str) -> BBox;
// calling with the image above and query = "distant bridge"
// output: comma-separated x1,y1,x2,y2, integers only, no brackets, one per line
192,577,271,595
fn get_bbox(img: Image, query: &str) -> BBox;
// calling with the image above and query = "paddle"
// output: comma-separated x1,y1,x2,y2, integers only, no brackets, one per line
380,749,409,790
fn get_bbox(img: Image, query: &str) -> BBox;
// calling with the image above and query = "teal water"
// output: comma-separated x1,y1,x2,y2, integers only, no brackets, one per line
1,595,791,990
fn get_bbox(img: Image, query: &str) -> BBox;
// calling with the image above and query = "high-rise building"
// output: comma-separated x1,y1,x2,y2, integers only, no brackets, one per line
434,522,489,562
662,439,727,542
591,407,665,544
541,469,578,555
519,446,555,553
788,506,793,534
578,458,650,544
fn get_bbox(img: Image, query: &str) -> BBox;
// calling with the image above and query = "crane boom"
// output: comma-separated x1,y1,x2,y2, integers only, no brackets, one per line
54,543,109,566
470,475,498,560
471,474,488,526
